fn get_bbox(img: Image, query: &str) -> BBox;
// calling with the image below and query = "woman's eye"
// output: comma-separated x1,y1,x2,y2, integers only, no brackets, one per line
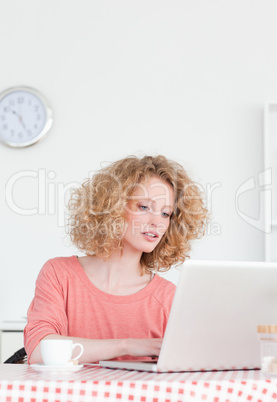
139,205,149,211
162,211,172,218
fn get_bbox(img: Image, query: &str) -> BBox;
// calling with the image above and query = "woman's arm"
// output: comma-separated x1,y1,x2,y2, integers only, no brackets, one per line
25,259,163,364
29,334,163,364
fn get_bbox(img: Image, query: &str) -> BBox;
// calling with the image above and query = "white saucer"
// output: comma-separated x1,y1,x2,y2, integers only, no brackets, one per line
30,363,84,373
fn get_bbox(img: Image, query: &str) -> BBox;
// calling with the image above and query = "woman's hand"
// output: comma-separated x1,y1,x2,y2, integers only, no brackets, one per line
123,338,163,358
29,335,163,364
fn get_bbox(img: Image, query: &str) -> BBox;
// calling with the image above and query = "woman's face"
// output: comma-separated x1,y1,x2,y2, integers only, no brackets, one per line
123,176,174,255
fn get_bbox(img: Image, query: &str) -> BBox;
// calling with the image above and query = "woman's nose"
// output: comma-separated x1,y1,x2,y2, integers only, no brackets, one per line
148,211,161,227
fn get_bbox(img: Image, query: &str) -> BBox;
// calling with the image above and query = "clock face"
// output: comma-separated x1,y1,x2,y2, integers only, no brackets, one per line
0,87,53,148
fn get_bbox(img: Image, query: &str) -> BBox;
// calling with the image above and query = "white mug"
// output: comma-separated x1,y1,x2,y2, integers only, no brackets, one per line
40,339,84,366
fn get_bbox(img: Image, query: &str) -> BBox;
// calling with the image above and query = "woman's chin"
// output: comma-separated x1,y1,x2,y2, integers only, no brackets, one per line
141,244,157,254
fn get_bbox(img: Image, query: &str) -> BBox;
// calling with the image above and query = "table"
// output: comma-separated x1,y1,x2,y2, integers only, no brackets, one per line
0,364,277,402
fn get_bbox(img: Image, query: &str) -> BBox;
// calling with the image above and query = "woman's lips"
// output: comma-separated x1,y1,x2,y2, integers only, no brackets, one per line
141,232,159,242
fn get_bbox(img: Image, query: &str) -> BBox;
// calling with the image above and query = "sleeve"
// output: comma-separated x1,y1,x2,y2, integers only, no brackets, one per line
152,277,176,334
164,281,176,317
23,259,69,363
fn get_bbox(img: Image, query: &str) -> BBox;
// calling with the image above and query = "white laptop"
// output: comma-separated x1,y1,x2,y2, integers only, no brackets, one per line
100,260,277,372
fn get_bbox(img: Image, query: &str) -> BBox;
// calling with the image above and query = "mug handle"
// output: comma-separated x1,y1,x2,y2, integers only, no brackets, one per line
72,342,84,361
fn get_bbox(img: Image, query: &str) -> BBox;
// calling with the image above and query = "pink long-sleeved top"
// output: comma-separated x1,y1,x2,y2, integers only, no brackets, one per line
24,256,176,362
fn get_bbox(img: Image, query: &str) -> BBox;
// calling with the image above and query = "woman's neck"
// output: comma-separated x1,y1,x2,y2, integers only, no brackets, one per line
78,247,151,295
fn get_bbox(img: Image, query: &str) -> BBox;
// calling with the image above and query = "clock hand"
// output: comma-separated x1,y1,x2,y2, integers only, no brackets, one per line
12,110,19,118
12,110,27,130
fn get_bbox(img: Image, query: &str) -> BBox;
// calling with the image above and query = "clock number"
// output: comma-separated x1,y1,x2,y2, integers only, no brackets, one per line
37,114,41,121
34,106,39,112
18,97,24,104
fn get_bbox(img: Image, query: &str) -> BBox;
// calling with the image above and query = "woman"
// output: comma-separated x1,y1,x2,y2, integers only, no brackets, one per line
24,155,208,364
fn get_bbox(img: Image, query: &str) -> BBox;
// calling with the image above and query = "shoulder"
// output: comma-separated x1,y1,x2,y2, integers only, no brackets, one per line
151,275,176,314
38,256,78,282
155,275,176,292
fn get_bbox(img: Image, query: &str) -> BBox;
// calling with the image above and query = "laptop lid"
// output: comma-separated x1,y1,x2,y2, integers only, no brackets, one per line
100,260,277,372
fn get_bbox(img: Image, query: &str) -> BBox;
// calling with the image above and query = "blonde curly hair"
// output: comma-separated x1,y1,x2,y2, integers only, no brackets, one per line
67,155,208,272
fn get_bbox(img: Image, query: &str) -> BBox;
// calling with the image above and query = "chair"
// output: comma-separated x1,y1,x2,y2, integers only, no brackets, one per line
4,347,27,364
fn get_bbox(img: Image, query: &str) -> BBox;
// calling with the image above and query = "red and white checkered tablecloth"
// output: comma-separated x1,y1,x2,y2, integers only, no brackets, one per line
0,364,277,402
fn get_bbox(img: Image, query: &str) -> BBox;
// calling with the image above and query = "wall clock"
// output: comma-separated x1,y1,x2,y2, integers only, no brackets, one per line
0,86,53,148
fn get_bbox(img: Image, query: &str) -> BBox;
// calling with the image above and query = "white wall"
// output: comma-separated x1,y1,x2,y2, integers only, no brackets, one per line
1,0,277,324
